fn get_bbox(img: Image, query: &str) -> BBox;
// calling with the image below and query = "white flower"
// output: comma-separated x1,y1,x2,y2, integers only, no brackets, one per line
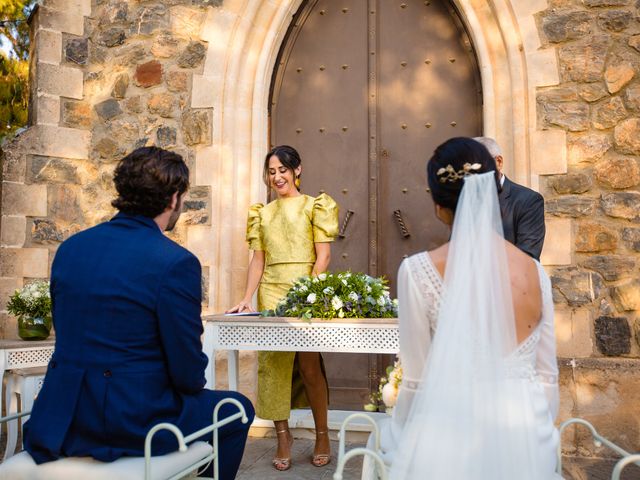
377,296,386,306
365,285,372,294
381,383,398,408
342,279,348,286
348,292,358,302
318,273,327,281
33,291,41,298
307,293,317,303
393,298,399,306
291,305,298,312
323,286,334,295
299,285,308,292
312,277,319,283
338,309,345,318
366,296,375,305
331,296,343,310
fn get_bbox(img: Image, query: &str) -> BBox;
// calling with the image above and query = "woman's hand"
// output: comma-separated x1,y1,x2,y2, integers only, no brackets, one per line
226,300,256,314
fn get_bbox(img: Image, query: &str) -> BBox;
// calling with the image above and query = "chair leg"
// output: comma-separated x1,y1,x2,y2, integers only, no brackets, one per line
20,377,38,429
4,376,21,459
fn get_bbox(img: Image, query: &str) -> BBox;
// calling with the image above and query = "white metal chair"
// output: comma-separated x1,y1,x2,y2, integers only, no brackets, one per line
4,367,47,459
0,397,249,480
334,412,387,480
557,418,640,480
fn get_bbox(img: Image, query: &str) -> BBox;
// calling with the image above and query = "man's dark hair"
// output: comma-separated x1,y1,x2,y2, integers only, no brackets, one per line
112,147,190,218
427,137,499,213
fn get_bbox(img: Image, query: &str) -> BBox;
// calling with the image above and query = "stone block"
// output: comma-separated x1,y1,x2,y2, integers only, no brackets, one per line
111,73,129,99
64,37,88,65
592,96,627,130
39,7,85,36
22,125,91,160
0,247,49,278
36,63,83,100
191,75,217,108
156,126,177,148
62,101,92,128
548,173,592,194
580,255,636,282
595,316,631,355
623,84,640,112
545,196,595,218
1,216,27,247
555,309,594,358
151,31,179,58
134,60,163,88
558,36,609,83
35,94,60,126
541,11,591,43
177,41,206,69
614,118,640,154
48,184,83,224
600,192,640,221
575,223,617,253
621,227,640,251
604,63,635,94
594,156,640,189
98,1,128,25
167,71,188,93
182,110,211,145
170,6,206,37
629,34,640,53
34,29,62,64
541,217,572,265
99,27,126,48
131,4,168,35
583,0,630,5
551,266,605,307
611,279,640,311
597,10,632,32
94,98,123,121
43,0,91,16
1,140,26,183
147,93,176,118
31,218,64,244
29,155,80,184
2,183,47,217
540,102,590,132
579,83,609,103
533,130,567,175
567,133,611,164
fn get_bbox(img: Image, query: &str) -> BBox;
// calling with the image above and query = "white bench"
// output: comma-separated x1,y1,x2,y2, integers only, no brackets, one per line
0,397,249,480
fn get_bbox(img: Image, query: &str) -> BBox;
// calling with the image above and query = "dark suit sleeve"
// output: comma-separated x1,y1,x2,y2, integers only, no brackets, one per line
156,252,208,394
514,192,545,260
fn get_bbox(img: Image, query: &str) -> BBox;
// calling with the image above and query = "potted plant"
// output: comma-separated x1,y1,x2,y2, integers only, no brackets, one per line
7,280,53,340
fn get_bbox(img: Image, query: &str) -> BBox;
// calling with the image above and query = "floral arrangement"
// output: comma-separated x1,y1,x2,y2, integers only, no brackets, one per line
365,356,403,413
7,280,52,340
267,272,398,320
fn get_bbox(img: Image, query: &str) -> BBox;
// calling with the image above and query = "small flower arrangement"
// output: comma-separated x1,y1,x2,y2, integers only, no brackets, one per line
266,272,398,320
7,280,53,340
364,357,403,413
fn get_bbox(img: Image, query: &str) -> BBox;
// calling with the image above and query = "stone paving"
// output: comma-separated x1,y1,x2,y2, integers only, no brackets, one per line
236,438,364,480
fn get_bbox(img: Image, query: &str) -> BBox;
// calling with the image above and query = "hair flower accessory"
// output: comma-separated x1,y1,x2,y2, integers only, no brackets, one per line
436,162,482,183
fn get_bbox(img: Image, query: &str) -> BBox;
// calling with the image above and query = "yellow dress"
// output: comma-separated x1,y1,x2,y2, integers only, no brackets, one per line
246,193,339,420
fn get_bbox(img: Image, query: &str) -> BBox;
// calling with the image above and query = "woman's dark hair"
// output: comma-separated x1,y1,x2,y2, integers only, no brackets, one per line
112,146,190,218
427,137,499,213
263,145,302,188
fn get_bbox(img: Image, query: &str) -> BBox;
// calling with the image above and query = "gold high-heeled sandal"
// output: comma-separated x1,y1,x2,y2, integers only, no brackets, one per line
311,430,331,467
272,428,293,471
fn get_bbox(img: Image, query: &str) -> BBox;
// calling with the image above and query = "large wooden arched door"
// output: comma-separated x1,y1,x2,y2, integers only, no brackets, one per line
270,0,482,410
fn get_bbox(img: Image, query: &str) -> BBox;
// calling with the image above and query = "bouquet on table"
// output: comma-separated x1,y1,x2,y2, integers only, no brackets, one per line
7,280,53,340
265,271,398,320
365,356,402,413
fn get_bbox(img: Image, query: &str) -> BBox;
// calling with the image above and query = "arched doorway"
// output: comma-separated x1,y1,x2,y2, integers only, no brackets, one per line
270,0,482,409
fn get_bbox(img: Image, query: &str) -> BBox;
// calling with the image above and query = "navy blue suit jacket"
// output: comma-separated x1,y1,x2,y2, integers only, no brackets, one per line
24,213,213,463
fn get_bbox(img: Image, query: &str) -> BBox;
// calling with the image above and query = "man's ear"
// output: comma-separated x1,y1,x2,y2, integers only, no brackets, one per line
495,155,504,172
169,191,179,211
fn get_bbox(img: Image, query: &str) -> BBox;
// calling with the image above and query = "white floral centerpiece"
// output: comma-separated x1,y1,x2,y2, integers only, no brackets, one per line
7,280,53,340
265,272,398,320
365,356,403,413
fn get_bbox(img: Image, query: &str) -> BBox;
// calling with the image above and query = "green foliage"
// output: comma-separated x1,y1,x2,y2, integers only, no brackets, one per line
7,280,52,319
0,0,35,140
265,272,398,320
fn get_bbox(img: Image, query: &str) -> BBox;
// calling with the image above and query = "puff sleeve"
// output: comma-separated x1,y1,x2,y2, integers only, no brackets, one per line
246,203,264,251
311,193,339,242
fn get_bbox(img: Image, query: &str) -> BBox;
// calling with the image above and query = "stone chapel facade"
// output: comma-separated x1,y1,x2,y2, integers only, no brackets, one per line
0,0,639,463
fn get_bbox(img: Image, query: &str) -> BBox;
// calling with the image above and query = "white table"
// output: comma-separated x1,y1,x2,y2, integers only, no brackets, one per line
202,315,399,390
0,339,55,391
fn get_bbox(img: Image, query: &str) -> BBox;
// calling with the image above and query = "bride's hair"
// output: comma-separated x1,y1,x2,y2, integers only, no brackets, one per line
427,137,499,213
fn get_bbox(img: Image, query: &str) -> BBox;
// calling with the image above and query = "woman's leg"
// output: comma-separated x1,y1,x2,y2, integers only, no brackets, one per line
297,352,330,461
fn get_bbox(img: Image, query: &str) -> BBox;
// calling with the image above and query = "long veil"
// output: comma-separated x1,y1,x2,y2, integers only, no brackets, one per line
389,172,543,479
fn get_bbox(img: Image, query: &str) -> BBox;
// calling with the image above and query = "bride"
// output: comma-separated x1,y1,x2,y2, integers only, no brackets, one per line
362,137,560,479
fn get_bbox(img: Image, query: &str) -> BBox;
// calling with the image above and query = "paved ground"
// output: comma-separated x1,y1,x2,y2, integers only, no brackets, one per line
237,437,364,480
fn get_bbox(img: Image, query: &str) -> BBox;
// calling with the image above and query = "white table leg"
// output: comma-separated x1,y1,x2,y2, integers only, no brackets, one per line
202,322,215,389
228,350,240,391
4,375,20,459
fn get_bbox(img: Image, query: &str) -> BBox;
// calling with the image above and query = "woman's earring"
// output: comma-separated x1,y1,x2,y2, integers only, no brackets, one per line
295,176,301,189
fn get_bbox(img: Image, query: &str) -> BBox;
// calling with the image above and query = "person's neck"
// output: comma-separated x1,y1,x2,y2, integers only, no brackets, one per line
154,212,170,231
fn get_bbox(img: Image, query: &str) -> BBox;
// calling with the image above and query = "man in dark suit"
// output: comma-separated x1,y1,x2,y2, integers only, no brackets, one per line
474,137,546,260
24,147,254,479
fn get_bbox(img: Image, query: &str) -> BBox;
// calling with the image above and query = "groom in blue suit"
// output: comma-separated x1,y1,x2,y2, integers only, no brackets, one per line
23,147,254,479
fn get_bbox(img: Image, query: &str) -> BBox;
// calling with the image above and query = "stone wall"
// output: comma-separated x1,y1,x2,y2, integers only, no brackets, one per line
537,0,640,457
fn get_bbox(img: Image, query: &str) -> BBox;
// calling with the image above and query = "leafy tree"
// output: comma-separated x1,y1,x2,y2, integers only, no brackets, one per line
1,0,36,140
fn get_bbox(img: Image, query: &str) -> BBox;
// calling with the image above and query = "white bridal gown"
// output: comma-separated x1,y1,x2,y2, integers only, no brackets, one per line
361,251,560,479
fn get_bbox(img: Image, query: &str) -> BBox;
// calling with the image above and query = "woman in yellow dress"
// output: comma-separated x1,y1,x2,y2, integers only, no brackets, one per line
227,145,339,471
